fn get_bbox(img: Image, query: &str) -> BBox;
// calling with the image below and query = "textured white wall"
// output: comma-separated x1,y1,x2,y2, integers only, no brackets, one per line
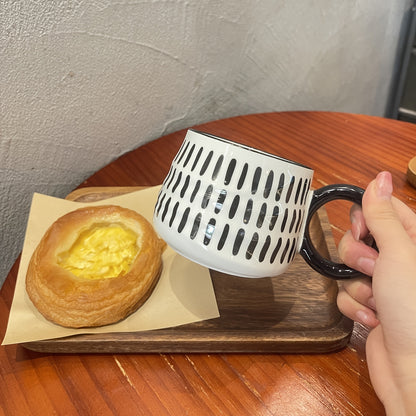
0,0,412,285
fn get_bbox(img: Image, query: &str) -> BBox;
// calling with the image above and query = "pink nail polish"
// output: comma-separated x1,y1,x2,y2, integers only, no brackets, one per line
356,310,371,326
356,310,378,327
375,171,393,200
352,222,361,241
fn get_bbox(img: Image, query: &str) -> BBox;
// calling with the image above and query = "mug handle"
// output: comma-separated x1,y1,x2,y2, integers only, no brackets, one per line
299,184,366,280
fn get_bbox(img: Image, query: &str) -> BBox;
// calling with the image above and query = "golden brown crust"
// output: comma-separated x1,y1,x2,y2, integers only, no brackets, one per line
26,205,165,328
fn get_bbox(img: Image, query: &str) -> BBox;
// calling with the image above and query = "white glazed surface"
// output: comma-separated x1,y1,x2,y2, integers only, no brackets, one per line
154,130,314,278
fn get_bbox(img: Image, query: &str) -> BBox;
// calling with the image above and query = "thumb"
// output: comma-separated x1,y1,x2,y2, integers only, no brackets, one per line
363,172,411,253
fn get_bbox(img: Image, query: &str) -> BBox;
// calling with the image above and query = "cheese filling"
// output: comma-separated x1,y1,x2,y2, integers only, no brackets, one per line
58,224,139,279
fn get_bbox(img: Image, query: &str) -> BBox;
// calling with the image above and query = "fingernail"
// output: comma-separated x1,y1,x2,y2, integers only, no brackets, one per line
357,257,376,276
375,171,393,200
352,221,361,241
356,310,372,326
368,296,376,310
356,310,379,327
350,210,361,240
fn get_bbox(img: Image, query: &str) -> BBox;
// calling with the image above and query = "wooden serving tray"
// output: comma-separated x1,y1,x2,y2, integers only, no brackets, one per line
23,187,353,354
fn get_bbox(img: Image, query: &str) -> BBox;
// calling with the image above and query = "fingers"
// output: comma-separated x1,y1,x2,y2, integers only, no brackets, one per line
350,204,369,241
338,230,378,276
337,216,378,327
349,173,416,247
337,277,379,327
363,172,413,253
337,171,416,330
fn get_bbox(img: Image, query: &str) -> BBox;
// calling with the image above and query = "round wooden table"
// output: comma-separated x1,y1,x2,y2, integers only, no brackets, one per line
2,112,416,415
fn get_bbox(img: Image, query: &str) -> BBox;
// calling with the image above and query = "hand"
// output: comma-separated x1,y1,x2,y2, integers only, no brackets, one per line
337,172,416,415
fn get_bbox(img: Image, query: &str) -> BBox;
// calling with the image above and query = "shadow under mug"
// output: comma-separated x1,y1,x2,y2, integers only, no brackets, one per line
153,129,364,280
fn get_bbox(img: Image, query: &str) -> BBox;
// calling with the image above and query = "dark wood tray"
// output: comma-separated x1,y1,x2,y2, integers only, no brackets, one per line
23,187,353,354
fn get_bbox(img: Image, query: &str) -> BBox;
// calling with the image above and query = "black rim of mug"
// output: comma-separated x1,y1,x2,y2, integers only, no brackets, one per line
189,129,313,171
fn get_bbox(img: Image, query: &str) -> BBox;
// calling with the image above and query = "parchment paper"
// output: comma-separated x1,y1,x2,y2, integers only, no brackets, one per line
2,186,219,345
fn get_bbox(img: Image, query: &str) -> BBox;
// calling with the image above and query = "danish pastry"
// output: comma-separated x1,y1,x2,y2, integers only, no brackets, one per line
26,205,165,328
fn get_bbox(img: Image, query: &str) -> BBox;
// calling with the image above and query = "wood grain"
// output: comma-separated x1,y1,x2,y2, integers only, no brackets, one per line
3,111,414,415
23,187,352,354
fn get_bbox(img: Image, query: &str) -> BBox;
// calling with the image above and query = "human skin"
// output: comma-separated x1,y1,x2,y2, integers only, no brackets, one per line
336,172,416,415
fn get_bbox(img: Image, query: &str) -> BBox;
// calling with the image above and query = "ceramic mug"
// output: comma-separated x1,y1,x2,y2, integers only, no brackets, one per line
153,129,364,280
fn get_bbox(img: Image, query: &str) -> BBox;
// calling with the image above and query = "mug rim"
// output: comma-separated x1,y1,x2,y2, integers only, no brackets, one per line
190,129,312,171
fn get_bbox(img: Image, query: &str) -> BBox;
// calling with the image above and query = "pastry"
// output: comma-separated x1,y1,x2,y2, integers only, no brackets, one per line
26,205,165,328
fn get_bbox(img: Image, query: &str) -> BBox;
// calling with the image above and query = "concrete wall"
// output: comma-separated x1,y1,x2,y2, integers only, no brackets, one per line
0,0,412,285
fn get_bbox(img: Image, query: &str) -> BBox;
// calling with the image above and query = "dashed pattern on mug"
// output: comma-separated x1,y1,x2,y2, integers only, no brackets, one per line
154,141,311,266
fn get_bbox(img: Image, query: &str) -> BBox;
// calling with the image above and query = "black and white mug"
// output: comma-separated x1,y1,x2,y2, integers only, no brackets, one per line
153,129,364,280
